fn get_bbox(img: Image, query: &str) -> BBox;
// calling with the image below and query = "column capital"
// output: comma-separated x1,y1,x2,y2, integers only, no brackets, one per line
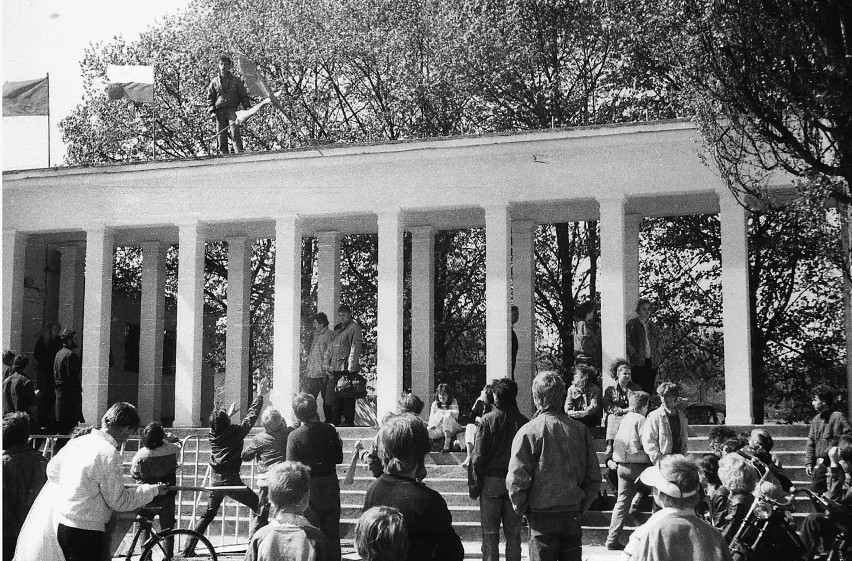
316,231,340,245
409,225,434,238
511,220,536,234
717,188,751,214
376,209,403,225
86,223,116,235
482,202,510,215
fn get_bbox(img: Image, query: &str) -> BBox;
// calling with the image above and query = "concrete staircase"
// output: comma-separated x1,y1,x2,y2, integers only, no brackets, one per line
119,423,812,548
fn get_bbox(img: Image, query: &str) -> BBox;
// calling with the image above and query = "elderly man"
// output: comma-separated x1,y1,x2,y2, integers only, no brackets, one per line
507,371,601,561
48,402,167,561
328,305,363,427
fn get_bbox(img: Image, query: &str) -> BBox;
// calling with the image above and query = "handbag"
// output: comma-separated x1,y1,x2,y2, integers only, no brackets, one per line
335,372,367,399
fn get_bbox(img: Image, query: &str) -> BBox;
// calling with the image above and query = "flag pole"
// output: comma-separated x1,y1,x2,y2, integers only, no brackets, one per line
152,67,156,161
46,73,51,167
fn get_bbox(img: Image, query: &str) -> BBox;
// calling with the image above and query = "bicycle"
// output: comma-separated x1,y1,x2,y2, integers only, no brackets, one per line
120,506,218,561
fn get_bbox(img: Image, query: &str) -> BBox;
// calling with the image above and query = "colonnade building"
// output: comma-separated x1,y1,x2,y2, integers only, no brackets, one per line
2,120,771,426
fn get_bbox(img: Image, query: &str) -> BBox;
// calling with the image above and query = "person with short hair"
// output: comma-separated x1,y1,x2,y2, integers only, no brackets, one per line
305,312,335,418
207,54,251,154
716,451,759,543
364,393,426,480
287,393,344,561
2,350,15,378
243,407,294,534
355,506,408,561
806,384,851,494
47,402,168,561
3,356,39,428
707,426,739,457
130,422,181,557
363,413,464,561
573,301,601,369
801,434,852,560
507,371,601,561
53,328,83,443
184,387,265,556
328,305,363,426
625,299,660,394
642,382,688,467
606,390,652,550
602,360,641,449
623,455,732,560
694,453,728,527
244,461,330,561
461,383,494,468
3,412,47,561
563,363,603,429
470,378,528,561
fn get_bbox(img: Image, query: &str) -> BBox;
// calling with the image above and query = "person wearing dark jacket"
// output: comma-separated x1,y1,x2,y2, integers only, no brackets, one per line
806,384,851,494
802,434,852,559
33,323,62,431
3,412,47,561
207,54,251,154
2,356,38,426
363,413,464,561
243,407,293,535
287,393,344,561
183,390,264,556
469,378,528,561
53,328,83,449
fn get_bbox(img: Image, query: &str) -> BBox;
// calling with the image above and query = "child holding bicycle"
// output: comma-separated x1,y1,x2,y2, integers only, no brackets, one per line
130,422,181,556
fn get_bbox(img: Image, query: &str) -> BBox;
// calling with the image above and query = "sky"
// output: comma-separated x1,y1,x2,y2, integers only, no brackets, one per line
2,0,190,171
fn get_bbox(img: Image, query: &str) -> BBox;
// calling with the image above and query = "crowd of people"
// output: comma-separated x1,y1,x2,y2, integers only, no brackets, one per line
5,298,852,561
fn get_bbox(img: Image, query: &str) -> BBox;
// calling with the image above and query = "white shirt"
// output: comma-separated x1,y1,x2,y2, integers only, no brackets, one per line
47,429,159,531
639,318,652,358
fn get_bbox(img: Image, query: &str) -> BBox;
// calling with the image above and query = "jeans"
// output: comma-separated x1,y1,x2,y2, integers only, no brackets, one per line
305,474,342,561
480,476,523,561
57,524,104,561
184,476,258,555
214,108,243,153
607,462,649,546
528,510,582,561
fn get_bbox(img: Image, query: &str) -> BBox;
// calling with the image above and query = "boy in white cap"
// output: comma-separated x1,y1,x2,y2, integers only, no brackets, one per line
622,454,732,561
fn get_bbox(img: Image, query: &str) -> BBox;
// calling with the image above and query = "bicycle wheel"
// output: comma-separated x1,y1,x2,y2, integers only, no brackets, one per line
139,528,218,561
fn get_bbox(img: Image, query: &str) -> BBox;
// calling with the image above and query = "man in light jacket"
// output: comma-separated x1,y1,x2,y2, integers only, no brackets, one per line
47,402,168,561
328,305,363,426
641,382,689,465
507,371,601,561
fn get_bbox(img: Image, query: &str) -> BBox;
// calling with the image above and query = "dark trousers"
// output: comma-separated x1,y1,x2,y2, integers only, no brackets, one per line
811,462,829,495
214,108,243,153
481,476,523,561
305,474,342,561
57,524,104,561
250,486,270,536
184,476,258,555
632,359,656,395
330,371,356,426
801,512,852,560
528,511,582,561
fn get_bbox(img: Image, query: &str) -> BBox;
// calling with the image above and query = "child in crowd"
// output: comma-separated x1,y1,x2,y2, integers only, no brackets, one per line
365,393,426,480
428,383,464,452
244,461,330,561
242,407,294,534
184,387,265,557
131,422,181,556
564,363,603,428
694,453,728,527
461,383,494,467
355,506,408,561
3,412,47,561
806,384,851,494
606,390,651,551
602,360,641,455
623,455,732,560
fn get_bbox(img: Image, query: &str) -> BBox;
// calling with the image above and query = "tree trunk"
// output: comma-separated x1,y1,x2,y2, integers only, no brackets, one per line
433,231,450,367
587,221,599,301
555,223,576,367
841,201,852,419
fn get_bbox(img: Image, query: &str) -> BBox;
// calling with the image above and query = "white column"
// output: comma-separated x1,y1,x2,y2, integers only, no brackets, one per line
316,232,341,321
410,226,434,418
2,230,27,352
174,222,205,427
58,244,85,337
138,241,166,423
485,205,512,381
81,226,114,423
377,211,404,421
718,192,754,424
624,214,641,315
599,198,630,386
226,237,252,416
512,221,535,416
271,215,302,423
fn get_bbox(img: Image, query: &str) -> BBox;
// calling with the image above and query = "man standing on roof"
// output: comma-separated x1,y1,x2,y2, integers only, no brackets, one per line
207,54,251,154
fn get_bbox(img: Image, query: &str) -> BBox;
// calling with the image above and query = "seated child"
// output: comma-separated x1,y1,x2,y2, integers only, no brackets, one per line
242,407,294,534
461,383,494,467
623,455,732,560
244,461,330,561
130,421,181,555
427,384,464,452
355,506,408,561
801,434,852,560
563,364,602,428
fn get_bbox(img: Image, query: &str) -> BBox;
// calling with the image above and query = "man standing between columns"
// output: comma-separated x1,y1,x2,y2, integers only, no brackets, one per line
54,328,83,448
328,305,363,426
626,299,660,395
304,312,334,421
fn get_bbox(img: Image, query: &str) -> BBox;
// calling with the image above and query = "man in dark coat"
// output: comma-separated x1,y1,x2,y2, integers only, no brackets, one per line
53,328,83,445
328,305,363,426
2,356,38,428
207,54,251,154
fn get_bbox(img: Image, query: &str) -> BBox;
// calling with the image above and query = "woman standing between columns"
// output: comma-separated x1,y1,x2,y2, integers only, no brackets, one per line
625,299,660,395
